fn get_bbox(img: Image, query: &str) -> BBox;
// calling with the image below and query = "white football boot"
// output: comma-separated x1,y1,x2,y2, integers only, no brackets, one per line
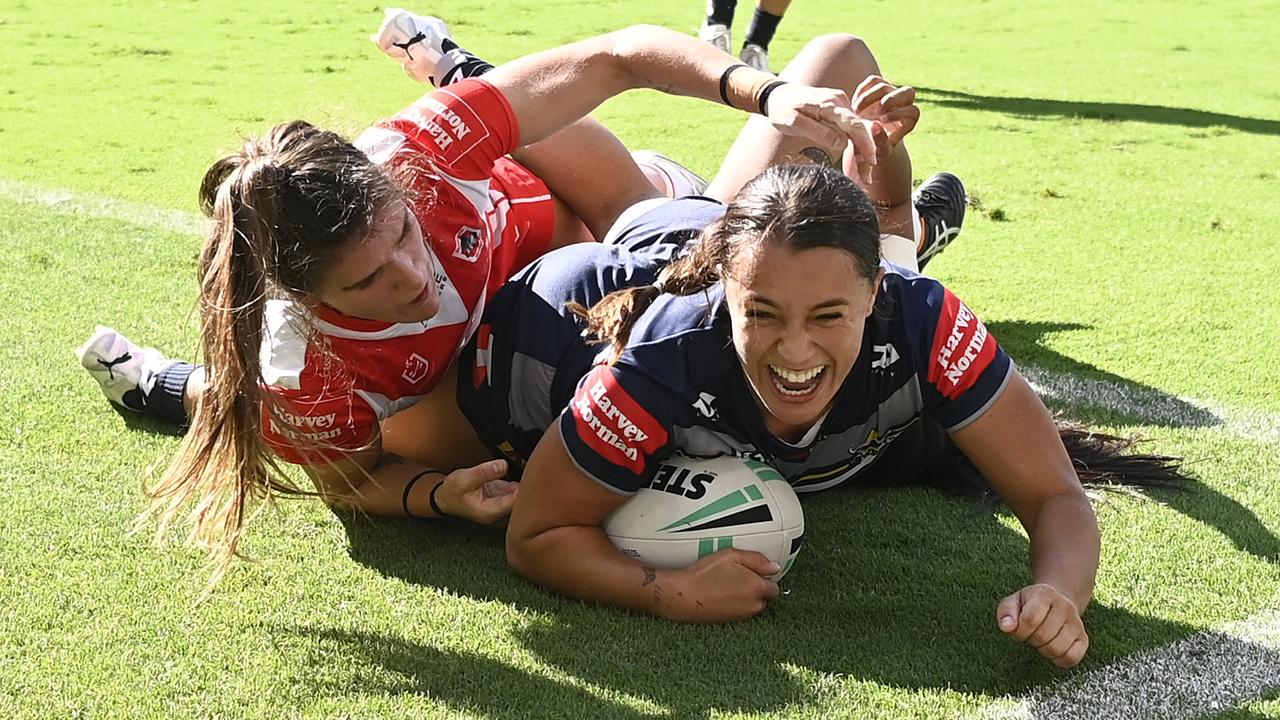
75,326,176,412
739,43,770,73
372,9,453,85
698,22,732,54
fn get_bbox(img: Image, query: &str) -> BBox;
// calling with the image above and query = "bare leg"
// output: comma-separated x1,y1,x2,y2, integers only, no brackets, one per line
705,34,914,238
512,118,662,245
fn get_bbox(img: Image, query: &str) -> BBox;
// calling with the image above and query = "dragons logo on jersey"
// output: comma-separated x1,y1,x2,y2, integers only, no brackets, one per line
402,353,431,385
453,226,483,263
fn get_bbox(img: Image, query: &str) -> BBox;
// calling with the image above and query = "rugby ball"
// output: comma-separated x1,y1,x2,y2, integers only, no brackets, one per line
603,455,805,580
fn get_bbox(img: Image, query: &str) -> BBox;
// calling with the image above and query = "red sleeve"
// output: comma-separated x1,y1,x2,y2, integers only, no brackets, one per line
261,388,379,466
383,78,520,181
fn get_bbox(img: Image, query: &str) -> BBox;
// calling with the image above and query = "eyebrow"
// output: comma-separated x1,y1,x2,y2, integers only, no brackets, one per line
340,207,411,292
748,295,850,311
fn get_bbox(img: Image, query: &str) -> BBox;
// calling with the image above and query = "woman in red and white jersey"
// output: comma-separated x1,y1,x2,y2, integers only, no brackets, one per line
77,21,885,579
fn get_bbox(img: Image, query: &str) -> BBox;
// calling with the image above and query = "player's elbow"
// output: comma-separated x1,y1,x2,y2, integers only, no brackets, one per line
607,25,684,87
505,525,538,579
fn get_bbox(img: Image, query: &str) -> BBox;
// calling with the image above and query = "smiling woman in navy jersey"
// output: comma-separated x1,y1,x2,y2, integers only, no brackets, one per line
479,164,1186,669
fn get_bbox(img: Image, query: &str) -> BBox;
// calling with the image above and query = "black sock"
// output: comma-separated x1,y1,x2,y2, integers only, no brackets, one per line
437,38,495,86
706,0,738,27
142,362,197,427
744,9,783,50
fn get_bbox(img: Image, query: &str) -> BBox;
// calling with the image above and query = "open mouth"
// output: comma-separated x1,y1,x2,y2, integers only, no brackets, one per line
768,364,827,399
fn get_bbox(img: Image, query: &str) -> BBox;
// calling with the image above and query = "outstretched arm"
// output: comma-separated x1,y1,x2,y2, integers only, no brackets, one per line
950,371,1099,668
305,436,516,525
506,424,780,622
481,25,886,165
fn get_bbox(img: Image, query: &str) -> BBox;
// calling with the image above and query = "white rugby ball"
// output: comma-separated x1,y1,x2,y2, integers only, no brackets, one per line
603,455,805,580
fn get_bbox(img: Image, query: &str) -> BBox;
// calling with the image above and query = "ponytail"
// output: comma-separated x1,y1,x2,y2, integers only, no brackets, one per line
1056,421,1190,491
143,121,400,582
572,228,726,361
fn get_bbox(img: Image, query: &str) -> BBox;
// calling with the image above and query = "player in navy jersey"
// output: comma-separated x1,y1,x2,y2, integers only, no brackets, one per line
487,166,1186,668
75,23,889,582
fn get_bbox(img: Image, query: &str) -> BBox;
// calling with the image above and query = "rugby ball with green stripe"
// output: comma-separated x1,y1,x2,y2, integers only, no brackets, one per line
603,455,805,580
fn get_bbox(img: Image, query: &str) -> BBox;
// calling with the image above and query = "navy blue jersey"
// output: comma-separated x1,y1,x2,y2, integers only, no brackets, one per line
456,197,723,468
459,197,1013,492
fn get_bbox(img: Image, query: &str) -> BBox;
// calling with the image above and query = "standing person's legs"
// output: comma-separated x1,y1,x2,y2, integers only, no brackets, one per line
699,0,738,53
739,0,793,72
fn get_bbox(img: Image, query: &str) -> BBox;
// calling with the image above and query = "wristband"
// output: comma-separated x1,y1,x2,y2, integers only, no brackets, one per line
402,469,442,519
428,480,449,518
718,64,749,109
757,80,787,116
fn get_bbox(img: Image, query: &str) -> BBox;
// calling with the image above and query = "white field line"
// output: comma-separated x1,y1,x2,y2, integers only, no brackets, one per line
0,176,208,237
1022,366,1280,444
978,606,1280,720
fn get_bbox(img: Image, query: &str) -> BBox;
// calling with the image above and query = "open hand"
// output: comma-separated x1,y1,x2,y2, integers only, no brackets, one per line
763,83,893,184
851,74,920,148
435,459,518,525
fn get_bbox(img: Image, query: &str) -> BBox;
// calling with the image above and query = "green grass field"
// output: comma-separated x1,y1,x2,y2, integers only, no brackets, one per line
2,0,1279,717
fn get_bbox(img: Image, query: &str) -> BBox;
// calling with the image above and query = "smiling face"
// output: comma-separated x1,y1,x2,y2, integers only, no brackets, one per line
725,238,882,443
313,200,440,324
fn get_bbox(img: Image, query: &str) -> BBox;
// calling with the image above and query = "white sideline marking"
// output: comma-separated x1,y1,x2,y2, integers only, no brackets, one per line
979,606,1280,720
0,176,208,237
1022,366,1280,443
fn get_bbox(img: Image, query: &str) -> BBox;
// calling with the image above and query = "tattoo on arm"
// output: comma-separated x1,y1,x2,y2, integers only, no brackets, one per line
799,146,839,169
641,566,657,586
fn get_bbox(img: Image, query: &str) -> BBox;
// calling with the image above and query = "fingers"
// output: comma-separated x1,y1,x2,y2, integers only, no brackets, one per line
879,85,917,113
999,585,1090,667
451,459,509,492
845,121,879,184
785,114,844,152
726,548,780,577
482,479,519,498
1054,636,1089,668
853,79,895,115
996,592,1022,634
1005,589,1051,643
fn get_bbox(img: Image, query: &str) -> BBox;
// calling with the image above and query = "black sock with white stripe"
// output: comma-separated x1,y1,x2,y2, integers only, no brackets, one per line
436,38,495,86
142,362,197,427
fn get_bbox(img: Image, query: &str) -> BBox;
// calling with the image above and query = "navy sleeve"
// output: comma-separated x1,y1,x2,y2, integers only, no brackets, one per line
557,364,677,494
901,274,1014,431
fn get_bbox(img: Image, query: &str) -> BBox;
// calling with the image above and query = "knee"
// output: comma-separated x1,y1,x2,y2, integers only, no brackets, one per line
804,33,873,67
785,34,878,91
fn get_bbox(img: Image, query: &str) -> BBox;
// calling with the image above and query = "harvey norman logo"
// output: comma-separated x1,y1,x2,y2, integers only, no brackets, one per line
410,89,490,163
571,367,667,472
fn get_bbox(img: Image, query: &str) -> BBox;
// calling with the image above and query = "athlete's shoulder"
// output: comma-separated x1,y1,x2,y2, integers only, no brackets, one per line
618,285,728,393
351,78,516,188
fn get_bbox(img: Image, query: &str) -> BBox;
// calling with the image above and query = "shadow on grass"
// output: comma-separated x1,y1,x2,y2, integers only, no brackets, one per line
283,624,661,719
991,320,1280,563
987,320,1223,431
333,488,1202,717
113,403,187,437
917,87,1280,136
